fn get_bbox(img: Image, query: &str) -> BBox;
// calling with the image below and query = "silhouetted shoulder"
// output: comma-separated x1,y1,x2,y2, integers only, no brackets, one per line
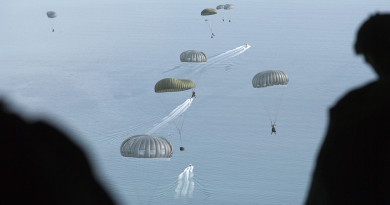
1,100,116,205
331,78,390,119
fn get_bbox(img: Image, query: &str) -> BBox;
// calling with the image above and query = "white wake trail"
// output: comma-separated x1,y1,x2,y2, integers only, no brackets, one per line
175,165,195,198
188,44,251,75
162,44,251,74
147,98,193,134
208,44,251,62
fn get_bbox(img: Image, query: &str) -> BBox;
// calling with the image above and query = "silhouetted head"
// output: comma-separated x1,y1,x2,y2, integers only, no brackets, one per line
355,13,390,77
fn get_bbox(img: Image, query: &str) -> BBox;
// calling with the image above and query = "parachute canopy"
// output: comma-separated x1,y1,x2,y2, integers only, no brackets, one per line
252,70,289,88
155,78,195,93
120,135,173,158
216,5,224,10
224,4,234,10
47,11,57,18
201,8,217,16
180,50,207,62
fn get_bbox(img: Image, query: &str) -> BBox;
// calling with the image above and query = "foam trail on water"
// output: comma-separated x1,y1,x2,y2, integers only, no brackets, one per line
162,44,251,74
208,44,251,62
189,44,251,75
147,98,193,134
175,165,195,198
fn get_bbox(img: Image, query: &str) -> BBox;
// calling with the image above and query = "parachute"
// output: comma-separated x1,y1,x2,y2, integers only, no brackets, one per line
201,8,218,38
47,11,57,18
201,8,217,16
120,135,173,158
155,78,196,93
223,4,234,22
252,70,289,123
46,11,57,32
252,70,289,88
180,50,207,62
216,5,224,10
224,4,234,10
154,78,195,151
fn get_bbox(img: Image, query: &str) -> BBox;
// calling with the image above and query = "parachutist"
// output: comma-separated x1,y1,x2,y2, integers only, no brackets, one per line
191,90,196,98
271,121,276,135
52,29,54,32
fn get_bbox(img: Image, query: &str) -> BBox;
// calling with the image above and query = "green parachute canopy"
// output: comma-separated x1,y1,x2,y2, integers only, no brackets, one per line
120,135,173,158
47,11,57,18
201,8,217,16
252,70,289,88
155,78,195,93
180,50,207,62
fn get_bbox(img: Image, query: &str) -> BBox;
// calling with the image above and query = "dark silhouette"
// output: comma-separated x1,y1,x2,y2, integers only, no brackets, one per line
271,121,276,135
192,90,196,98
305,13,390,204
0,100,116,205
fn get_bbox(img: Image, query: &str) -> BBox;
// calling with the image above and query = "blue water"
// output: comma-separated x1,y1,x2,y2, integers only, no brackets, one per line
1,0,389,204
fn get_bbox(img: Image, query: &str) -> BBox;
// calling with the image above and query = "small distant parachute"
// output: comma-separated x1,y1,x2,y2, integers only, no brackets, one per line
224,4,234,10
216,5,225,10
223,4,234,22
155,78,196,93
201,8,217,16
201,8,218,38
120,135,173,158
47,11,57,18
252,70,289,88
46,11,57,32
180,50,207,62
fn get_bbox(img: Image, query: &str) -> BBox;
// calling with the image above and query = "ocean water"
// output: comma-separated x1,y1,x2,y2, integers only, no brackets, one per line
1,1,389,204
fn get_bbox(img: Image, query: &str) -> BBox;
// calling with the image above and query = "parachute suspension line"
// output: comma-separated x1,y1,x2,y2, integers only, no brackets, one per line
272,86,288,123
207,21,214,37
208,22,213,33
174,104,189,146
260,96,274,123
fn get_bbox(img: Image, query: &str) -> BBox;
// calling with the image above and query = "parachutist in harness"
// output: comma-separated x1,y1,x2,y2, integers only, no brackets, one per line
191,90,196,98
271,121,276,135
